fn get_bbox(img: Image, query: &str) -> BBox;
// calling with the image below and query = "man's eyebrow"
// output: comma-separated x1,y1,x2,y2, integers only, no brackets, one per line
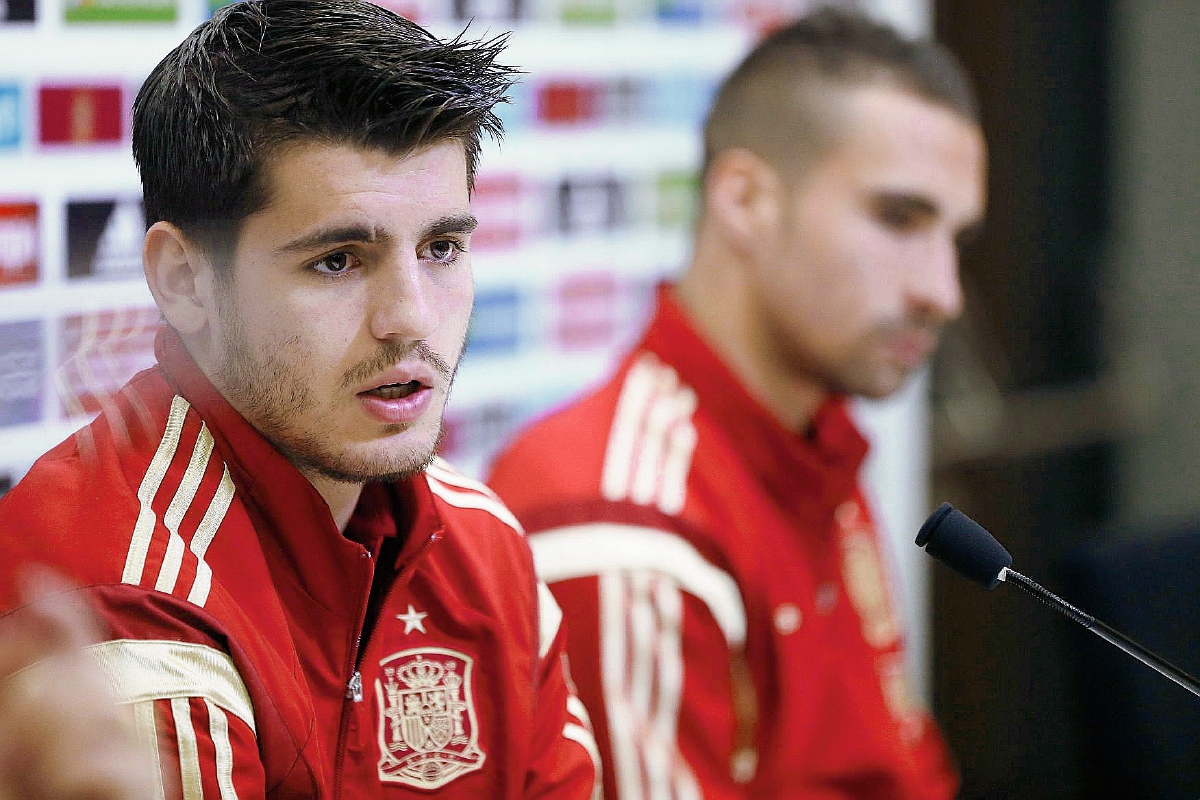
275,224,388,255
424,213,479,239
873,191,939,216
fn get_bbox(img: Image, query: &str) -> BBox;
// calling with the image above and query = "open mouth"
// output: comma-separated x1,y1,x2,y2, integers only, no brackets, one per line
363,380,424,400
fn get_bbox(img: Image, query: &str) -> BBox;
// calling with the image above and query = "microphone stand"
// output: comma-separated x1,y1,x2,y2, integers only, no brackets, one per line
999,568,1200,699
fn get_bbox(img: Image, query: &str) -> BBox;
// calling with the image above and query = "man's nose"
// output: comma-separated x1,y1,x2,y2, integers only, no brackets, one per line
369,254,438,341
909,234,964,321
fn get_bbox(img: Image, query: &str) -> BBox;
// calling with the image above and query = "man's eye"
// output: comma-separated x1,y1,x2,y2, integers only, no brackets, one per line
312,252,357,275
427,239,463,263
877,205,919,230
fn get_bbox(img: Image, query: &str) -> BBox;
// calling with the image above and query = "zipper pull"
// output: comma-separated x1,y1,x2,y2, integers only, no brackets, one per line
346,671,363,703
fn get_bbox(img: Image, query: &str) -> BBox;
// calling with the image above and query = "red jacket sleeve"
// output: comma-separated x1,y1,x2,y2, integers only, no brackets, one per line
524,581,602,800
531,523,754,800
83,612,269,800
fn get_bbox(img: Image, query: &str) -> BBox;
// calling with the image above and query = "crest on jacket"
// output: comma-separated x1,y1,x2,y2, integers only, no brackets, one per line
376,647,486,788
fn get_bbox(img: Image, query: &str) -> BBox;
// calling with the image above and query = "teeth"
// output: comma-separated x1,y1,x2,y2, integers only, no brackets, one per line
368,381,420,400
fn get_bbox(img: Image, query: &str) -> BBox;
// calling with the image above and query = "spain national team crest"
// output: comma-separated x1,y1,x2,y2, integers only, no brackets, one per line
376,647,486,789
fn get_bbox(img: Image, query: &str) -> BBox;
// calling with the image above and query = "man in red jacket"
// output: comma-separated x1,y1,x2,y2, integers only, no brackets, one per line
488,8,986,799
0,1,598,797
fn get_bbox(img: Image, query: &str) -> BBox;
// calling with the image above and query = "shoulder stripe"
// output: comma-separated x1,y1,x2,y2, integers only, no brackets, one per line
427,458,518,514
531,522,746,647
86,639,256,735
187,466,235,608
156,423,216,594
602,354,660,504
654,396,697,516
602,354,698,516
123,395,191,585
426,474,524,535
537,581,563,660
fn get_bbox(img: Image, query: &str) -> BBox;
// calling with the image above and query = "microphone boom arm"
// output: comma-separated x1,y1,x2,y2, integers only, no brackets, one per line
1000,567,1200,699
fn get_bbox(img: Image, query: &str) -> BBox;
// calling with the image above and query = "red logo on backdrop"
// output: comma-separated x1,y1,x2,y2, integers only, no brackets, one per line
470,174,522,250
0,203,38,286
57,307,159,418
536,80,602,125
556,271,617,350
39,85,123,145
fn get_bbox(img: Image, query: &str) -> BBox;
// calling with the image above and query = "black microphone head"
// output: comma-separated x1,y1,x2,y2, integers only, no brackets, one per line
916,502,1013,589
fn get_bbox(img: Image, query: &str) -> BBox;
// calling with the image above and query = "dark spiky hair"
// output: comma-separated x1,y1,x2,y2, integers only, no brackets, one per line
132,0,515,266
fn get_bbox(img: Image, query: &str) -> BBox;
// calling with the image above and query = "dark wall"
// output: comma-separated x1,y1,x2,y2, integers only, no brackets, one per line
933,2,1114,797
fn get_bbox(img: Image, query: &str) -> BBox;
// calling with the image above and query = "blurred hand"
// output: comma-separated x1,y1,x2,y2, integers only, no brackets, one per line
0,569,157,800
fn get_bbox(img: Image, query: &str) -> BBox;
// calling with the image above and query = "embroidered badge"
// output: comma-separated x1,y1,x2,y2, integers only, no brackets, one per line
376,647,486,789
837,503,900,649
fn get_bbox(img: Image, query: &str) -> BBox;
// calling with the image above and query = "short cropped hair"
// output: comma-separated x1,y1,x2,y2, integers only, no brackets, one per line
132,0,515,266
703,6,978,179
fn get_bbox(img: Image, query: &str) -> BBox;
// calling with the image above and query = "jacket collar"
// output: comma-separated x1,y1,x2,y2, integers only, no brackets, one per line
152,326,441,601
639,284,869,524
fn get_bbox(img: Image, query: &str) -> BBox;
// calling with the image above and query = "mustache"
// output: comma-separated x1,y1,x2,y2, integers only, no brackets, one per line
340,340,453,391
878,314,944,339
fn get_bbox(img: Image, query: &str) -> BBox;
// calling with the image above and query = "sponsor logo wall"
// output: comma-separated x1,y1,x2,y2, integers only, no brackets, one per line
0,0,831,483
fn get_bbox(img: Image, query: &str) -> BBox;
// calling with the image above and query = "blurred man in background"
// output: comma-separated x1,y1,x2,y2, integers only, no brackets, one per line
488,8,986,798
0,1,598,797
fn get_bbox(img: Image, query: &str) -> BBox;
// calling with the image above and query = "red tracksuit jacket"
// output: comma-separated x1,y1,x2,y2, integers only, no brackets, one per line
0,327,599,800
487,285,958,799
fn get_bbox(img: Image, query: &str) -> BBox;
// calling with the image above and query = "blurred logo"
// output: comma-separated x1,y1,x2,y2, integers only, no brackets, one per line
67,198,145,280
555,271,616,350
440,401,522,466
555,175,623,234
466,287,521,356
63,0,176,23
470,174,523,251
1,0,36,22
0,320,43,428
39,84,123,146
0,84,20,149
559,0,615,25
451,0,522,22
56,307,158,419
536,80,602,126
0,202,38,286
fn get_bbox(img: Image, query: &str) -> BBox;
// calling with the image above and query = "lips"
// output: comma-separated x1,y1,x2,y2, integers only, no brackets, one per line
889,330,937,367
354,364,438,425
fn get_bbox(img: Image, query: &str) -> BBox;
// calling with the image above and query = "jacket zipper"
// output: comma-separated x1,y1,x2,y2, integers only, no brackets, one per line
332,530,441,798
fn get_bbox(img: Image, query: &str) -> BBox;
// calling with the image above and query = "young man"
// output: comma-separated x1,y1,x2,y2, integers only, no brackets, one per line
487,9,986,799
0,1,599,797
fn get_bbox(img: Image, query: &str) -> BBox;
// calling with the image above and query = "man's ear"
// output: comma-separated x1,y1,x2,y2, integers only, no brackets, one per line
702,148,784,260
142,222,217,336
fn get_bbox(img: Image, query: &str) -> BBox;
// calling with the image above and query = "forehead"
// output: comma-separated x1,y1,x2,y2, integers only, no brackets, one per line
252,138,470,231
812,86,987,218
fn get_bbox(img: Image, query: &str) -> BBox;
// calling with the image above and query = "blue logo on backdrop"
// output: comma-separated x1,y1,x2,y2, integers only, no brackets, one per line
0,319,44,427
466,287,521,356
0,84,20,150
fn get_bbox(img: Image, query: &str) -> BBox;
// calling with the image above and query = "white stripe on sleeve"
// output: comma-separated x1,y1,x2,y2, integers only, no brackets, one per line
86,639,256,734
171,697,204,800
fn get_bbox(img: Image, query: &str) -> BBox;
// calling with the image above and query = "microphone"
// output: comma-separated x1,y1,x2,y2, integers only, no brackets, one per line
916,502,1200,700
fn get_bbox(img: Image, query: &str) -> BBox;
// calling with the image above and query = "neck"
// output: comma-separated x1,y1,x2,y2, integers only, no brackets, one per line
302,471,365,534
675,230,828,432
